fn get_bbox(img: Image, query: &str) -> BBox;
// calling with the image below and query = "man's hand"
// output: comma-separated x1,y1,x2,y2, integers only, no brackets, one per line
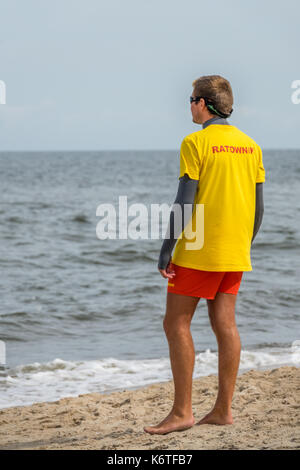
158,261,176,280
158,252,175,279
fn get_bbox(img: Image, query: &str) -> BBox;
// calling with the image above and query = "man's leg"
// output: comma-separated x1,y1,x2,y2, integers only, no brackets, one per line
197,291,241,425
144,291,200,435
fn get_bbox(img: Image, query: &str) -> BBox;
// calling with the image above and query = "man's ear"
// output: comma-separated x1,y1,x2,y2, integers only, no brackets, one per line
199,98,205,109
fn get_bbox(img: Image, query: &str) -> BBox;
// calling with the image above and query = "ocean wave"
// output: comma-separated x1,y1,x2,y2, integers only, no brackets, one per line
254,241,300,250
0,343,299,409
72,214,90,223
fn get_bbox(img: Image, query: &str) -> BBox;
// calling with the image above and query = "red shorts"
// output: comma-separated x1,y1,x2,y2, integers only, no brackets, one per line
167,262,243,299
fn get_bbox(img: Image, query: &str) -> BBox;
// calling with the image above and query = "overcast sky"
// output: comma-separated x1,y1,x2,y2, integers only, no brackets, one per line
0,0,299,150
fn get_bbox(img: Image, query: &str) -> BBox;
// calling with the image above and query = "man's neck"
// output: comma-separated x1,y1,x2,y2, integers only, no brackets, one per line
202,115,229,129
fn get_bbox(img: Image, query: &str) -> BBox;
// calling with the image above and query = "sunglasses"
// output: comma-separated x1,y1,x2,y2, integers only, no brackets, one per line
190,96,232,118
190,96,212,104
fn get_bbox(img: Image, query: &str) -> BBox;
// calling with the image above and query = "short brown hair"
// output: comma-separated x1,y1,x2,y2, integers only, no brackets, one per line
192,75,233,116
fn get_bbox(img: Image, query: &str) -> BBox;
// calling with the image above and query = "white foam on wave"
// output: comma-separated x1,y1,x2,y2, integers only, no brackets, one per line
0,342,299,409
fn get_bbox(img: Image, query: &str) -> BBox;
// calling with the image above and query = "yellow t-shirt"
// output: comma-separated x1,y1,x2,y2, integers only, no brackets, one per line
171,124,266,272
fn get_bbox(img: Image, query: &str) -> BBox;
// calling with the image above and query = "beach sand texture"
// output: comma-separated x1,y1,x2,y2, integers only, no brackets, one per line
0,365,299,450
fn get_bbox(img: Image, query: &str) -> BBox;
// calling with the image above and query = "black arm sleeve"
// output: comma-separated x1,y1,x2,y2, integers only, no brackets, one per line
251,183,264,244
158,174,199,270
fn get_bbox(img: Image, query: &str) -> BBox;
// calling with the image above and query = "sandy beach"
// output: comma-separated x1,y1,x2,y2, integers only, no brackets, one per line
0,365,298,450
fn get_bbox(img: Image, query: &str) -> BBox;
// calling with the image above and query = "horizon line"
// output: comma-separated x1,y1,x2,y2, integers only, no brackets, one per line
0,147,299,153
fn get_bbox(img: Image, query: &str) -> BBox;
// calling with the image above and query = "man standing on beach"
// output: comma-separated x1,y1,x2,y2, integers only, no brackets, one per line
144,75,265,435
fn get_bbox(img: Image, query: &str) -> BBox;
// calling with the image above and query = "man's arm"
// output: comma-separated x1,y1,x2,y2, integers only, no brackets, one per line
158,174,199,271
251,183,264,244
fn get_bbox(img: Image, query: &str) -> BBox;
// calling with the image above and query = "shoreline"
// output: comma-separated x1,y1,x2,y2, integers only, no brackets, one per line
109,360,299,396
0,365,299,450
1,359,298,410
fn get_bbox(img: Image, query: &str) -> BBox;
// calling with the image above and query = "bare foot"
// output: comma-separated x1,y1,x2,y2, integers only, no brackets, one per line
196,408,233,426
144,412,195,435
